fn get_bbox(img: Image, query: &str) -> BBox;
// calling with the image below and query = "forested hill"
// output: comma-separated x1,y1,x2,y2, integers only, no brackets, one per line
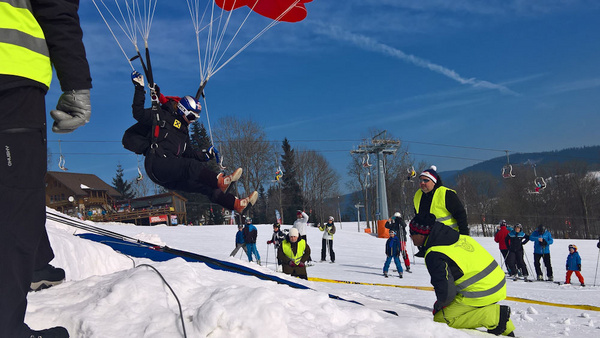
442,145,600,187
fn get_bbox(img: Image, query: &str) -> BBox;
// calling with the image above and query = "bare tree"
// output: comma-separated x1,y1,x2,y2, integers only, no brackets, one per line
296,149,340,225
213,116,275,197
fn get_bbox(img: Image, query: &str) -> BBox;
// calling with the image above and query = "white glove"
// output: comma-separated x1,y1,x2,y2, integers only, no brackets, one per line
131,71,144,87
50,89,91,133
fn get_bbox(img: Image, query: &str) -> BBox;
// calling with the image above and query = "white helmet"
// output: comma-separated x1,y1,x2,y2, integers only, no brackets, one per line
393,212,401,218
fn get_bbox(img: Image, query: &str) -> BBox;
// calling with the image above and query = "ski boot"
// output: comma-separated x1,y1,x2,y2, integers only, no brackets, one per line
405,266,411,273
398,272,403,278
30,264,65,292
383,272,388,278
547,276,554,282
537,275,544,281
234,191,258,213
218,168,243,193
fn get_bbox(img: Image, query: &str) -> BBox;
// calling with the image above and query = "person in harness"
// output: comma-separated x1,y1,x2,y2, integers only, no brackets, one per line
127,71,257,213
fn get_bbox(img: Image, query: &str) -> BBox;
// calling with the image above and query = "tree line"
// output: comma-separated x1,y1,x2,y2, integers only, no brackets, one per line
111,123,600,239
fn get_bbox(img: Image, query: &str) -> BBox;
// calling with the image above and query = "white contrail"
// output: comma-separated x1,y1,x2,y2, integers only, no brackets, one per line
316,24,518,96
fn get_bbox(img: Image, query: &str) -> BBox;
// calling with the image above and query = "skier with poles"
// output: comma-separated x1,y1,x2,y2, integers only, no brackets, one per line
386,212,411,272
126,71,257,213
319,216,336,263
230,224,247,258
494,220,511,274
504,224,530,281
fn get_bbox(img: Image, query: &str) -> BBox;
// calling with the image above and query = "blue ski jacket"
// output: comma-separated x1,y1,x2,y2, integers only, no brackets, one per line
529,230,553,254
566,251,582,271
235,230,245,245
385,236,401,257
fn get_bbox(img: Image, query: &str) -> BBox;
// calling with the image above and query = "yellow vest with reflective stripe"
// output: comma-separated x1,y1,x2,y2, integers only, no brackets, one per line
414,186,458,230
425,235,506,307
0,0,52,87
282,239,306,265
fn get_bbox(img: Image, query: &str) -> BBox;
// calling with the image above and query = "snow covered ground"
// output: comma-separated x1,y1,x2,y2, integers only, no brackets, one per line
26,208,600,337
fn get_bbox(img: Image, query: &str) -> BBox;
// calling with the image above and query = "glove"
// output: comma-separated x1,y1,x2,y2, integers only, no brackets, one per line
267,240,272,244
432,301,445,316
288,261,296,267
541,239,548,246
50,89,91,133
297,262,305,267
202,146,216,161
577,264,581,271
131,71,144,87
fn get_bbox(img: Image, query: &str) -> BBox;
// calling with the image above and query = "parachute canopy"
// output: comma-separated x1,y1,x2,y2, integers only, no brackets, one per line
215,0,313,23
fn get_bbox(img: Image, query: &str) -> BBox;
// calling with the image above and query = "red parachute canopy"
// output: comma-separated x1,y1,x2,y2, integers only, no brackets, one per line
215,0,313,23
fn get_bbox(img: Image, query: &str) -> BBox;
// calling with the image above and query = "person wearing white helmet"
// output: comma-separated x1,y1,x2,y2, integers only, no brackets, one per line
385,212,410,272
278,227,311,279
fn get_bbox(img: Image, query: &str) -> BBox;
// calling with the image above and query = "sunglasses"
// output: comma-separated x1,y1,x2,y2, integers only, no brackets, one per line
419,178,431,183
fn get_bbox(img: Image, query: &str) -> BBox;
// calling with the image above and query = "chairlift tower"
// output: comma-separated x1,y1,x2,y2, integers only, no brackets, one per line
351,131,400,221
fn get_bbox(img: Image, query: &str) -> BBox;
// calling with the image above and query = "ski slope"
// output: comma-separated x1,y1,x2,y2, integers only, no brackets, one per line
26,208,600,337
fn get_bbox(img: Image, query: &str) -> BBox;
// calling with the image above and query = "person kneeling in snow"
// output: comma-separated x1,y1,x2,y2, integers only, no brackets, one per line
277,228,311,280
410,214,516,336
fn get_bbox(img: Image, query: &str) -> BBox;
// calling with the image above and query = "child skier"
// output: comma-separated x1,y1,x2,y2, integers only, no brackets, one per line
230,224,247,257
565,244,585,286
267,222,286,267
383,230,403,278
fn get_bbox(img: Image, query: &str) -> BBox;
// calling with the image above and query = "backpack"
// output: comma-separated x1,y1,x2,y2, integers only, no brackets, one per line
122,122,151,155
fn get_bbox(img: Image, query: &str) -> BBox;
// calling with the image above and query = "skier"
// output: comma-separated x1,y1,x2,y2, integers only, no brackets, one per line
230,224,247,257
383,230,403,278
1,1,91,337
504,224,529,281
409,214,515,336
319,216,336,263
565,244,585,286
529,224,554,281
128,71,257,213
277,228,311,280
494,220,511,274
386,212,410,272
242,218,261,265
267,222,286,266
413,166,469,235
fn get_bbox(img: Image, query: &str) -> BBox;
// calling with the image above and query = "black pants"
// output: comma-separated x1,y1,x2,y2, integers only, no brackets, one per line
321,238,335,262
506,250,528,276
0,86,53,337
534,253,553,278
145,155,235,209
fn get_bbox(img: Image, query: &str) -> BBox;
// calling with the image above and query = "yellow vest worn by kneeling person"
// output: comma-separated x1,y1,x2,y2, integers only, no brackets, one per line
425,235,506,307
282,239,306,265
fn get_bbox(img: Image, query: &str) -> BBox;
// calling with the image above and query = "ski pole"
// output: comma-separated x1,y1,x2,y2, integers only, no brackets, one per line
266,243,270,270
594,248,599,287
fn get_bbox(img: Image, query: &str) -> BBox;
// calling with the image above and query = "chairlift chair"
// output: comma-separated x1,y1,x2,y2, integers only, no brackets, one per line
502,151,515,178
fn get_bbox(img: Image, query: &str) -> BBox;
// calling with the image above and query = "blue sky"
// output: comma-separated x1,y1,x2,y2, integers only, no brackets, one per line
45,1,600,192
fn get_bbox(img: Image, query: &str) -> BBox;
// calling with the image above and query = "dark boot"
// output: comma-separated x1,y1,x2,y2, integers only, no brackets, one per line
30,264,65,291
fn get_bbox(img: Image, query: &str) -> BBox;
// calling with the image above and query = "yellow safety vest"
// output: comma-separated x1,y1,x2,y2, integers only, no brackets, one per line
0,0,52,87
414,186,458,230
282,239,306,265
425,235,506,307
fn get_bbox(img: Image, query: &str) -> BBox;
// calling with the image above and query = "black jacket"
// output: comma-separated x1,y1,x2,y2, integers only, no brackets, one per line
132,86,204,160
421,223,463,308
414,186,469,235
385,218,407,242
505,231,529,253
0,0,92,92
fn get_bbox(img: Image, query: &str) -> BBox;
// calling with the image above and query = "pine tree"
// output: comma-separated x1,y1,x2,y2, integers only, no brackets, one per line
253,185,268,224
281,138,303,224
112,163,135,200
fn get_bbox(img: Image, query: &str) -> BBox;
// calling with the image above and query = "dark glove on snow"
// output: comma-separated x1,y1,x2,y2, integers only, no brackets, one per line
50,89,91,133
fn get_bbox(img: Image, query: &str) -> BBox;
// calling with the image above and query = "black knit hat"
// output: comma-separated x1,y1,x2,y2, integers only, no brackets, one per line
409,213,436,236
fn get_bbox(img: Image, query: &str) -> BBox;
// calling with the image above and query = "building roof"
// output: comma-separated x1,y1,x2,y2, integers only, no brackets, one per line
47,171,121,198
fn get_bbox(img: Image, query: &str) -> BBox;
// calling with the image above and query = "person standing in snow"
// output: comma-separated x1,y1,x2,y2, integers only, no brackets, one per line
385,212,410,272
504,224,529,280
278,228,311,280
494,220,511,273
565,244,585,286
383,230,403,278
319,216,336,263
243,218,261,265
1,1,92,337
293,210,312,262
267,222,286,266
230,224,247,257
413,166,469,235
129,71,257,213
409,214,515,336
529,224,554,281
